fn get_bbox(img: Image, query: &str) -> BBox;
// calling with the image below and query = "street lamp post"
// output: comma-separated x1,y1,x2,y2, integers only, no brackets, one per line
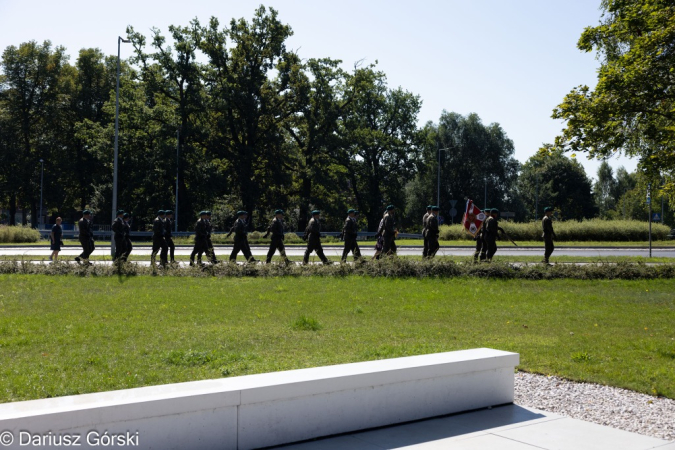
175,129,180,233
112,35,130,257
39,159,44,230
437,147,449,208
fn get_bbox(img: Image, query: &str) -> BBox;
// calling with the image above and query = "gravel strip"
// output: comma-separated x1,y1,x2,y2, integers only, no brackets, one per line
515,371,675,441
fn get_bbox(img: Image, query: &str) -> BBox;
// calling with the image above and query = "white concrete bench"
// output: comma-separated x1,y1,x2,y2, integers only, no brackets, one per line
0,348,519,449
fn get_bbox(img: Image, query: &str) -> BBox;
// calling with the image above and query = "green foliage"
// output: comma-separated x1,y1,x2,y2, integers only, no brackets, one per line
517,147,597,220
440,220,671,242
0,226,41,243
2,259,675,281
291,316,323,331
553,0,675,201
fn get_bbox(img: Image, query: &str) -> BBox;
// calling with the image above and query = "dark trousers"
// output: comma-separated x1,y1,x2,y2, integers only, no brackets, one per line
230,237,253,262
113,235,126,261
122,239,133,261
166,237,175,262
303,238,328,264
544,237,555,261
266,236,288,263
474,236,485,261
428,234,440,258
422,232,429,258
486,239,497,260
341,237,362,262
190,238,211,263
79,237,95,259
382,234,397,256
151,237,168,265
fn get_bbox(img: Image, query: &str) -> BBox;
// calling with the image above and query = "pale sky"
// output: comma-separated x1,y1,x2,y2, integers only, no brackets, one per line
0,0,638,180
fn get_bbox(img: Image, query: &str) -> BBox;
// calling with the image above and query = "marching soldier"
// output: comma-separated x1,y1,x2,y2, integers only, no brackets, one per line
165,210,176,264
542,206,557,264
111,209,126,261
121,212,133,261
190,211,209,266
75,210,95,264
303,210,331,265
264,209,290,264
230,211,257,263
422,205,432,258
150,210,168,267
382,205,398,256
474,208,490,263
341,209,362,263
484,208,505,262
205,211,219,264
427,206,440,258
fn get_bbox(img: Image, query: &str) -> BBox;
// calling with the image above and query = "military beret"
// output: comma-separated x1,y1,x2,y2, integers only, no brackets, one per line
275,209,285,215
158,210,166,215
205,211,212,216
386,205,395,211
198,211,206,216
123,213,130,218
116,209,125,215
311,210,321,215
83,210,91,215
431,206,440,211
347,209,356,214
483,208,492,213
544,206,554,212
237,211,248,216
165,210,174,215
491,209,500,214
426,205,433,210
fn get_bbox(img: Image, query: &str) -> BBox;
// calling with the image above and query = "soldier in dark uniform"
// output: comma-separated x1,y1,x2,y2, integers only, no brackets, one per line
264,209,290,264
165,210,176,264
230,211,257,263
427,206,441,258
542,206,557,264
190,211,209,266
151,210,168,267
382,205,398,256
474,208,490,263
341,209,362,263
111,209,126,261
303,210,331,265
205,211,219,264
484,208,504,262
121,212,133,261
75,210,95,264
422,205,432,258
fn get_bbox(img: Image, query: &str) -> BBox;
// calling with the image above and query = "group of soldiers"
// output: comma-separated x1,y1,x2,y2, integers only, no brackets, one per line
72,203,556,266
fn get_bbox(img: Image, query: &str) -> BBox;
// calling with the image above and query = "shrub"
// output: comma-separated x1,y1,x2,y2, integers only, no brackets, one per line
292,316,323,331
0,225,41,243
439,220,672,242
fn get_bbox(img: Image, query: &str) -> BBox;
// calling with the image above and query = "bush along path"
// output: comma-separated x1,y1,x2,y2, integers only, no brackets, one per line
2,259,675,280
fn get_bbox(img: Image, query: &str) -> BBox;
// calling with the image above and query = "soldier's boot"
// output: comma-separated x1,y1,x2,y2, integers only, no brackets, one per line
265,258,272,264
75,257,81,264
189,259,195,267
247,257,259,264
322,259,334,265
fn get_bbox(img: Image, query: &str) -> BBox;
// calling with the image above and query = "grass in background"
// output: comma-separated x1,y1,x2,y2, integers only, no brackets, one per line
0,275,673,403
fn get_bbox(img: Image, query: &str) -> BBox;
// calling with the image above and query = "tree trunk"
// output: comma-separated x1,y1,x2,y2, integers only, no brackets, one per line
9,195,16,226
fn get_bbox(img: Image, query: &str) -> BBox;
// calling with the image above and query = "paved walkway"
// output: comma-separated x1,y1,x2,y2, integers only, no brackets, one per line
271,404,673,450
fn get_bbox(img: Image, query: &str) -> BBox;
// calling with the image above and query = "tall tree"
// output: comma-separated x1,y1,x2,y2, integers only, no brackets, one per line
199,6,302,228
594,161,618,218
553,0,675,199
409,111,522,226
518,146,597,220
0,40,68,225
337,67,422,230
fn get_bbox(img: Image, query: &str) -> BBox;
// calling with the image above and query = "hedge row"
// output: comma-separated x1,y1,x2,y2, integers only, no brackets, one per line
2,259,674,280
439,220,673,242
0,225,41,243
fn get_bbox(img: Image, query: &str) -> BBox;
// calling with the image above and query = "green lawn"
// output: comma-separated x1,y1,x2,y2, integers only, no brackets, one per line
0,275,673,404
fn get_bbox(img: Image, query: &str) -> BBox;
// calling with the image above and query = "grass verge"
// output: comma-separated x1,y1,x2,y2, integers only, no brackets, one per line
0,275,673,403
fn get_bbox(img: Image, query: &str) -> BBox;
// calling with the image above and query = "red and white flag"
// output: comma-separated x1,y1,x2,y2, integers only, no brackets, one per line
462,199,487,237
